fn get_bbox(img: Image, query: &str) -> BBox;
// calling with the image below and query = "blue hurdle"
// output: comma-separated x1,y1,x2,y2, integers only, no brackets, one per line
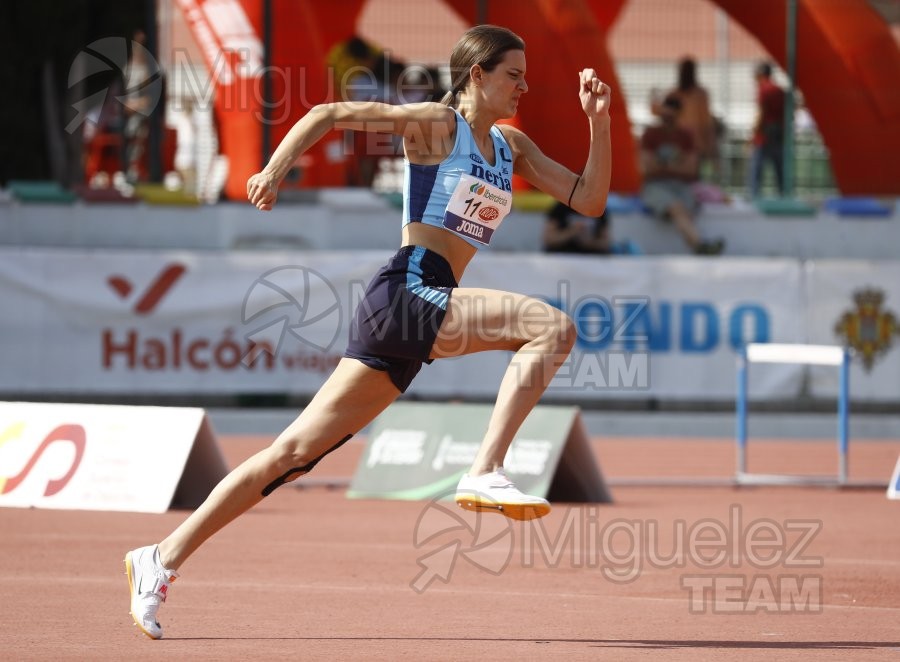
736,343,851,486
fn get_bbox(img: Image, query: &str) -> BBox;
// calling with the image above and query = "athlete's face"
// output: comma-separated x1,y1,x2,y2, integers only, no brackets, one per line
479,49,528,118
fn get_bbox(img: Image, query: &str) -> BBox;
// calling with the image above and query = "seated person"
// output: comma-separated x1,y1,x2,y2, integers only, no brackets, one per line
543,201,611,254
640,94,724,255
666,57,719,180
327,35,380,100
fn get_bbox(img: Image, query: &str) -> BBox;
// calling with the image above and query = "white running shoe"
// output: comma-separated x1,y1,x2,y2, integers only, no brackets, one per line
125,545,178,640
455,468,551,521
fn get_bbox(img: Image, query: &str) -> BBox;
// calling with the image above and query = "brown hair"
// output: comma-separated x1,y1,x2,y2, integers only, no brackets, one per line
440,25,525,107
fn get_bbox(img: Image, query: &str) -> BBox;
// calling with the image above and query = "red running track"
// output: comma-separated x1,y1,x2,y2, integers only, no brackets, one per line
1,435,899,661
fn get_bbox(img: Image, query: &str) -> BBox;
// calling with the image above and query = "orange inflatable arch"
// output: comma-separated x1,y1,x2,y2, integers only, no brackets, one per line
712,0,900,195
202,0,898,198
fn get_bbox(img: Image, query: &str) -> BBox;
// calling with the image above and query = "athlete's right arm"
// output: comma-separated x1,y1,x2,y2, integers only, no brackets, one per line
247,102,454,211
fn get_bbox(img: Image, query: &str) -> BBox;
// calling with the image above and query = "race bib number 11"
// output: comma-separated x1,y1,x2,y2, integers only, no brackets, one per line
442,174,512,245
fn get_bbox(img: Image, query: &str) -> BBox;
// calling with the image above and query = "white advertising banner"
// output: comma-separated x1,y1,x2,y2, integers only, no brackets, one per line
0,402,227,512
420,255,805,401
0,248,807,401
0,248,378,395
805,261,900,402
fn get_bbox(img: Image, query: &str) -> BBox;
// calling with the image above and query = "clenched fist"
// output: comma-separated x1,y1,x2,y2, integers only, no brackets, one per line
578,68,611,120
246,172,278,211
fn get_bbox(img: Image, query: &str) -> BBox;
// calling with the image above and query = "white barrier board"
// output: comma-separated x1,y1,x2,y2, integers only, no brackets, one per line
0,402,227,513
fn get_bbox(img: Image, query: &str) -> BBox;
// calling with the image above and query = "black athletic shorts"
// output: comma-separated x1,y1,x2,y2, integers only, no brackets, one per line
344,245,457,392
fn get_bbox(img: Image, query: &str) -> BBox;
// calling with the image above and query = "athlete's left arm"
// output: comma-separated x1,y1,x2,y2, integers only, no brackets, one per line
500,69,611,217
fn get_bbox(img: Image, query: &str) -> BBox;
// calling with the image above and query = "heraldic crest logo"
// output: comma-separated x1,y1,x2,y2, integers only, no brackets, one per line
834,288,900,372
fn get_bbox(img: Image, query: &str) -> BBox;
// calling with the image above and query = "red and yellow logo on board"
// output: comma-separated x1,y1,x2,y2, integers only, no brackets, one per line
834,288,900,372
0,423,86,497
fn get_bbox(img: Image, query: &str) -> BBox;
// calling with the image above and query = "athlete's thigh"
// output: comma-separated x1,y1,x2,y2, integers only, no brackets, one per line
274,357,401,453
430,287,562,358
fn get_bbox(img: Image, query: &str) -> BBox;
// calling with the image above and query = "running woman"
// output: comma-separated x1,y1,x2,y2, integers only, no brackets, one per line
126,24,611,640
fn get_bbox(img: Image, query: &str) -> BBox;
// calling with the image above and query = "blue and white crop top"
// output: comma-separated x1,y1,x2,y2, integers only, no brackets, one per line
402,109,514,248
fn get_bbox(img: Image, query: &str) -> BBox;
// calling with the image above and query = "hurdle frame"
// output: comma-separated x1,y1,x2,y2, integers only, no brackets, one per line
736,343,850,486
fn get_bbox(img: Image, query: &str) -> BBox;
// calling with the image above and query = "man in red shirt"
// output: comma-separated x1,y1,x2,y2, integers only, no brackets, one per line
749,61,786,198
640,93,724,255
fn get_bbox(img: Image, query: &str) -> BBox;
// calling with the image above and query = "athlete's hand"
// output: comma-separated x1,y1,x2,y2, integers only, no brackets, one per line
578,68,611,120
247,172,278,211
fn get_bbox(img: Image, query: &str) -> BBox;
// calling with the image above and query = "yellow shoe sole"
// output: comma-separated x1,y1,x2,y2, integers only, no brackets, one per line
125,554,161,640
455,495,551,521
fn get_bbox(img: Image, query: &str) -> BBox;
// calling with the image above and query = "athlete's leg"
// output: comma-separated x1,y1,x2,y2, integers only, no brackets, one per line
430,288,575,475
157,358,400,571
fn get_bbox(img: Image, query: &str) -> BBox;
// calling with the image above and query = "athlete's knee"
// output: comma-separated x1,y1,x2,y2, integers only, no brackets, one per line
259,443,314,497
270,439,318,476
533,305,575,351
261,434,353,497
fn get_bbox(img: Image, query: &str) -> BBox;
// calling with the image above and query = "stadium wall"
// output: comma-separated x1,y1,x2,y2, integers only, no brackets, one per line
2,197,899,258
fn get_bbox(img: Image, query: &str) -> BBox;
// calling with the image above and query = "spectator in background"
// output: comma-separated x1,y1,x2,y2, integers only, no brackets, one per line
327,35,381,100
398,65,446,105
543,202,640,255
172,97,197,195
666,57,718,180
369,53,407,105
121,29,153,182
640,94,724,255
543,201,611,254
345,52,408,186
749,61,786,198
